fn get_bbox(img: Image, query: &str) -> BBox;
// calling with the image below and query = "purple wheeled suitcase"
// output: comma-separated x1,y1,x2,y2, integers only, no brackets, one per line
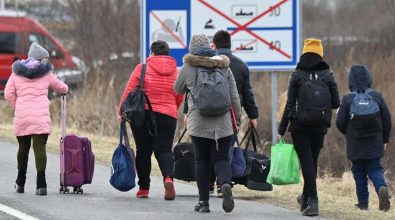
59,95,95,194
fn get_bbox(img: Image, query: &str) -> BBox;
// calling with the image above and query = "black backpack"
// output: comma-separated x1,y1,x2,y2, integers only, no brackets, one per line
232,127,272,192
173,128,195,182
191,67,231,116
296,70,332,126
120,64,157,136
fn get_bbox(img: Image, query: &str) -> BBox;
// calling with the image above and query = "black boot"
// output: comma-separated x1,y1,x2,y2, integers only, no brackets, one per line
378,186,391,212
302,197,319,216
297,194,307,212
15,170,26,193
355,203,368,210
194,201,210,213
36,171,47,195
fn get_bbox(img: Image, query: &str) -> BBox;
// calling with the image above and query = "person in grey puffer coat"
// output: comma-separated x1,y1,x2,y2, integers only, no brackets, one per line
174,34,241,213
336,64,391,212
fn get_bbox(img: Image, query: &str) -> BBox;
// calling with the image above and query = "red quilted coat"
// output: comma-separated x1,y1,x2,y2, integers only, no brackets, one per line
119,55,183,119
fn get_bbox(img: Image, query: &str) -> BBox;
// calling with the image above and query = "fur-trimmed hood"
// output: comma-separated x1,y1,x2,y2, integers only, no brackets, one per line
12,59,53,79
183,54,230,69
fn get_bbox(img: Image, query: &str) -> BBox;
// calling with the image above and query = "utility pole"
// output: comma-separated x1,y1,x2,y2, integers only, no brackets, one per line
0,0,4,10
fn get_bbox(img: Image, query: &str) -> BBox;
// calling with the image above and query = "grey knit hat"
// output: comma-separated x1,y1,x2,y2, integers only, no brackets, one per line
28,42,49,60
189,34,210,54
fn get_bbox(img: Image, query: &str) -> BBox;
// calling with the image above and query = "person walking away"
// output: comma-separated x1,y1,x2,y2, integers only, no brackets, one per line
174,34,241,213
118,40,183,200
336,64,392,211
210,30,259,195
278,38,340,216
4,42,69,195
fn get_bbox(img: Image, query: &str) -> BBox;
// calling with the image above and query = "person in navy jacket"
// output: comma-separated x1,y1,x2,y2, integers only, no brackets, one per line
336,64,392,211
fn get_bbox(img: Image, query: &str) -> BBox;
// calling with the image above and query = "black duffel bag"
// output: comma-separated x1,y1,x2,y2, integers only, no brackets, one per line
173,128,195,182
232,127,272,191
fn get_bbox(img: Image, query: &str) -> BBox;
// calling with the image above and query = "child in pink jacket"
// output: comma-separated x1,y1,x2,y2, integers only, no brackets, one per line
4,42,68,195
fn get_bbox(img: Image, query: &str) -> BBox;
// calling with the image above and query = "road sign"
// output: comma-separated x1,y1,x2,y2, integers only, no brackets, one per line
141,0,301,71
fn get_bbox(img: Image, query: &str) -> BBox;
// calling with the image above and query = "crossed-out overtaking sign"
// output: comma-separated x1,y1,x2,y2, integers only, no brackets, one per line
141,0,301,71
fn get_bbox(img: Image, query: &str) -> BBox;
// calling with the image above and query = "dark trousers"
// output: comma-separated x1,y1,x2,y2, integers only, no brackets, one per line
291,131,324,199
16,134,48,172
191,135,232,201
209,133,236,186
131,112,176,189
352,159,387,204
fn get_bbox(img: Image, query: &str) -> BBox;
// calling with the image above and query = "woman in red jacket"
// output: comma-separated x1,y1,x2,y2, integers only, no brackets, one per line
118,41,183,200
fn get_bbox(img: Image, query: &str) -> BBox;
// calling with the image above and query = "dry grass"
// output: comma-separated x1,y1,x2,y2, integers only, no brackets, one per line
233,172,395,220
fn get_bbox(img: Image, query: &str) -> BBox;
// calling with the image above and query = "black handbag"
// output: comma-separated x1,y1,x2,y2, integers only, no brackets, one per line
173,128,196,182
120,64,157,136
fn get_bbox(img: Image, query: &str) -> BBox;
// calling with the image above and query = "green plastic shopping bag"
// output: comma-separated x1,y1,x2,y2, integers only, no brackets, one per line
267,139,300,185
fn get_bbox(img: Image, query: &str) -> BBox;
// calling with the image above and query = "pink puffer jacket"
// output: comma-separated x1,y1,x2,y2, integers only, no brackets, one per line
4,58,68,136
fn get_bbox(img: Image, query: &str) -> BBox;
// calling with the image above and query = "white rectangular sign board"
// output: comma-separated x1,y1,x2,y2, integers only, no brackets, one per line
142,0,301,71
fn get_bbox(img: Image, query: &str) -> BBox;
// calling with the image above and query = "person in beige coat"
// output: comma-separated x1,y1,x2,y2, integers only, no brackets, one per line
174,34,241,213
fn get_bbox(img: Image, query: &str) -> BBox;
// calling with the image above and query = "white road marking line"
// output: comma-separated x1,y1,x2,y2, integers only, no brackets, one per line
0,203,40,220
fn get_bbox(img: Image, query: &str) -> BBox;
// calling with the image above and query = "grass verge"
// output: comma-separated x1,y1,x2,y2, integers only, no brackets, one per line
0,123,394,219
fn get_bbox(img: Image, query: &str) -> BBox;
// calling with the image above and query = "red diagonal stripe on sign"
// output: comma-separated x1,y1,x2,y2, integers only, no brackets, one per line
233,39,258,52
230,0,289,36
150,11,187,48
198,0,291,59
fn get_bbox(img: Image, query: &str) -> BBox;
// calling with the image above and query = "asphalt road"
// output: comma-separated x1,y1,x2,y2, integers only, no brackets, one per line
0,140,319,220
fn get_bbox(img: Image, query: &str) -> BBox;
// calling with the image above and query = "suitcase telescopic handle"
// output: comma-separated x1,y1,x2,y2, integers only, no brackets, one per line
61,95,67,139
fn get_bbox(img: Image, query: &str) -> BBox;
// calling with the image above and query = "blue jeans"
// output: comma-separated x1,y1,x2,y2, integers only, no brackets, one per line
351,159,387,204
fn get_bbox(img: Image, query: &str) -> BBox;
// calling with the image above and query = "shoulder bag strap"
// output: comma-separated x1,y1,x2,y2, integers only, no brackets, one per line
240,127,252,147
137,64,147,88
120,120,130,147
251,127,264,151
241,127,263,153
177,128,187,144
144,93,157,137
250,128,258,152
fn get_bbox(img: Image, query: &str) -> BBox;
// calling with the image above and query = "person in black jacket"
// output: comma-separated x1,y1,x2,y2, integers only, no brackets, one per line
213,30,259,124
208,30,259,195
278,38,340,216
336,64,392,212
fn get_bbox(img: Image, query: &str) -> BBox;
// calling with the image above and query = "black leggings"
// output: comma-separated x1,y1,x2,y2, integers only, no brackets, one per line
291,131,324,199
131,112,176,189
191,135,232,201
16,134,48,172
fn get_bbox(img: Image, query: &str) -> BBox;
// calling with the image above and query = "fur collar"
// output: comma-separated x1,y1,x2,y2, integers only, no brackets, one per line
183,54,230,69
12,60,53,79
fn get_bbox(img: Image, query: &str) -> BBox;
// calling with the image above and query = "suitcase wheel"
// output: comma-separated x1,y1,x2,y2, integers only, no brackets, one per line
73,187,83,194
59,186,70,194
